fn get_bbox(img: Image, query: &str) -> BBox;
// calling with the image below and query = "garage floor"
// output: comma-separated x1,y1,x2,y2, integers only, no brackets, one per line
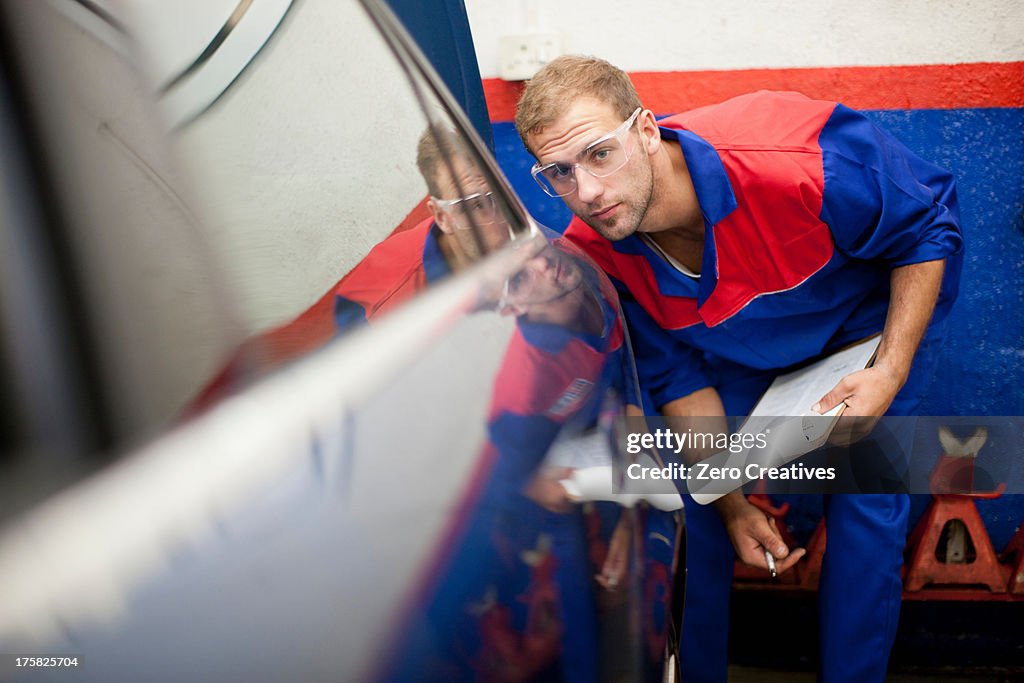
729,666,1017,682
728,589,1024,682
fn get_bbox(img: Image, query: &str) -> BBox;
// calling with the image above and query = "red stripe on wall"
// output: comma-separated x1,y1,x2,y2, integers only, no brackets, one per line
484,61,1024,121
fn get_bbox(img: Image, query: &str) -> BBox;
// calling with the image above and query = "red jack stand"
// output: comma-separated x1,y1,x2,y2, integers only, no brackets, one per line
904,427,1009,593
904,492,1008,592
798,520,827,590
1000,524,1024,595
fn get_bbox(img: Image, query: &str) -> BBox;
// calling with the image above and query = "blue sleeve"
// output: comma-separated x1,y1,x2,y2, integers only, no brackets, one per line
818,104,963,266
487,412,562,491
611,344,643,411
333,294,368,331
615,278,712,412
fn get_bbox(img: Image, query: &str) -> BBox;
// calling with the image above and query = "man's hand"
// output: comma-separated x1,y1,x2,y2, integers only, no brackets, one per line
714,492,805,574
813,364,903,445
523,467,575,514
814,258,946,445
596,515,631,591
662,389,806,573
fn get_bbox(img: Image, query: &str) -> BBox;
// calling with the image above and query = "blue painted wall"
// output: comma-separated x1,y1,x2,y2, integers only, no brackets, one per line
386,0,493,151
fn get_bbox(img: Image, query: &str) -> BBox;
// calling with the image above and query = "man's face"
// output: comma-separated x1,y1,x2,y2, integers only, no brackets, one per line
432,158,510,258
528,98,654,241
502,245,586,325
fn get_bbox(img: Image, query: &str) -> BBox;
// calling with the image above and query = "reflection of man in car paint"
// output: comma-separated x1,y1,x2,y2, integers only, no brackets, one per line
471,237,646,682
421,131,513,265
495,241,656,594
499,242,600,334
488,241,624,478
188,129,517,410
331,130,668,678
381,236,645,681
484,240,678,672
333,130,511,328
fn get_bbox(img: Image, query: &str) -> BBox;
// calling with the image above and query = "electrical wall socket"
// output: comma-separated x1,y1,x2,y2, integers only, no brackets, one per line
497,33,562,81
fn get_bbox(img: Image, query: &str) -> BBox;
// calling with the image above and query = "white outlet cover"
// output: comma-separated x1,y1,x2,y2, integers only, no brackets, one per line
497,33,562,81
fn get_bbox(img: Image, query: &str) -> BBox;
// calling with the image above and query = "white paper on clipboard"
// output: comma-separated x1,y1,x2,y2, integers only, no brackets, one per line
689,335,881,504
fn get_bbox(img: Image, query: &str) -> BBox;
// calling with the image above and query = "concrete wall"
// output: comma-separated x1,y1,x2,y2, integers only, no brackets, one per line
50,0,460,424
466,0,1024,75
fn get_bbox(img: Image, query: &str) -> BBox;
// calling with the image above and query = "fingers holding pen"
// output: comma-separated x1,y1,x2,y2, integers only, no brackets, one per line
763,516,804,575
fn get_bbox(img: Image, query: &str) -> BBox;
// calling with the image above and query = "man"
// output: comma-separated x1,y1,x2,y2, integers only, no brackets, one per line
334,130,512,327
515,55,962,682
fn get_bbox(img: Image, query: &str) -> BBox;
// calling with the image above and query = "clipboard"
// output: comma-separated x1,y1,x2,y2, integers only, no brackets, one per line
688,335,881,504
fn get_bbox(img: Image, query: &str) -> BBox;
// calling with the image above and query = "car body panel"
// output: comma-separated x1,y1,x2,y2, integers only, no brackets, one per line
0,1,682,680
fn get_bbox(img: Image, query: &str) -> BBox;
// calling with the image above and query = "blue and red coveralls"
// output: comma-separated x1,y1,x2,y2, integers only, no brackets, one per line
334,216,451,328
565,91,963,682
481,288,627,683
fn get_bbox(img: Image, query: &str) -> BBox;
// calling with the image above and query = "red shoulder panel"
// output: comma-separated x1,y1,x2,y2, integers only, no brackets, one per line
660,92,837,326
564,219,702,329
334,216,435,320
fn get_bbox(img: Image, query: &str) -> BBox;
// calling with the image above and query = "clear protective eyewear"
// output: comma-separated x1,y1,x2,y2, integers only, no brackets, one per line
498,246,575,310
531,107,642,198
499,264,539,309
430,191,499,229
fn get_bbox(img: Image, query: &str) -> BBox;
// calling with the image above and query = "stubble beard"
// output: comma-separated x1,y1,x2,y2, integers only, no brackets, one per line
591,198,651,242
584,161,655,243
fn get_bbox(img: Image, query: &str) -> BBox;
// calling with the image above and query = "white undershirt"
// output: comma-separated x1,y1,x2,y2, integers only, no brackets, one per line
640,234,701,279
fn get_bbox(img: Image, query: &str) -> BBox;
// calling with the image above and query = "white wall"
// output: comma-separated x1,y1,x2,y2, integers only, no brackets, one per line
103,0,438,333
466,0,1024,77
45,0,459,425
169,0,428,331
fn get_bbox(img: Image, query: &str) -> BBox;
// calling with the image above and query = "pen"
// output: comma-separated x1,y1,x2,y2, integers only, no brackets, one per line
764,549,777,578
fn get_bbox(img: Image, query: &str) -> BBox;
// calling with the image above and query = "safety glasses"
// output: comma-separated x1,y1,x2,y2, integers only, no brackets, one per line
530,107,642,198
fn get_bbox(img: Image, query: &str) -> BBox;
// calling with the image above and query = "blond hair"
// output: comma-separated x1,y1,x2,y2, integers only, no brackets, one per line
515,55,642,156
416,128,475,197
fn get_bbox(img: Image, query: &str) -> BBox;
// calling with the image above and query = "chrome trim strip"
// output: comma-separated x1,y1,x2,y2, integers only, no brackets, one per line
161,0,296,129
69,0,126,35
160,0,254,93
359,0,541,241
